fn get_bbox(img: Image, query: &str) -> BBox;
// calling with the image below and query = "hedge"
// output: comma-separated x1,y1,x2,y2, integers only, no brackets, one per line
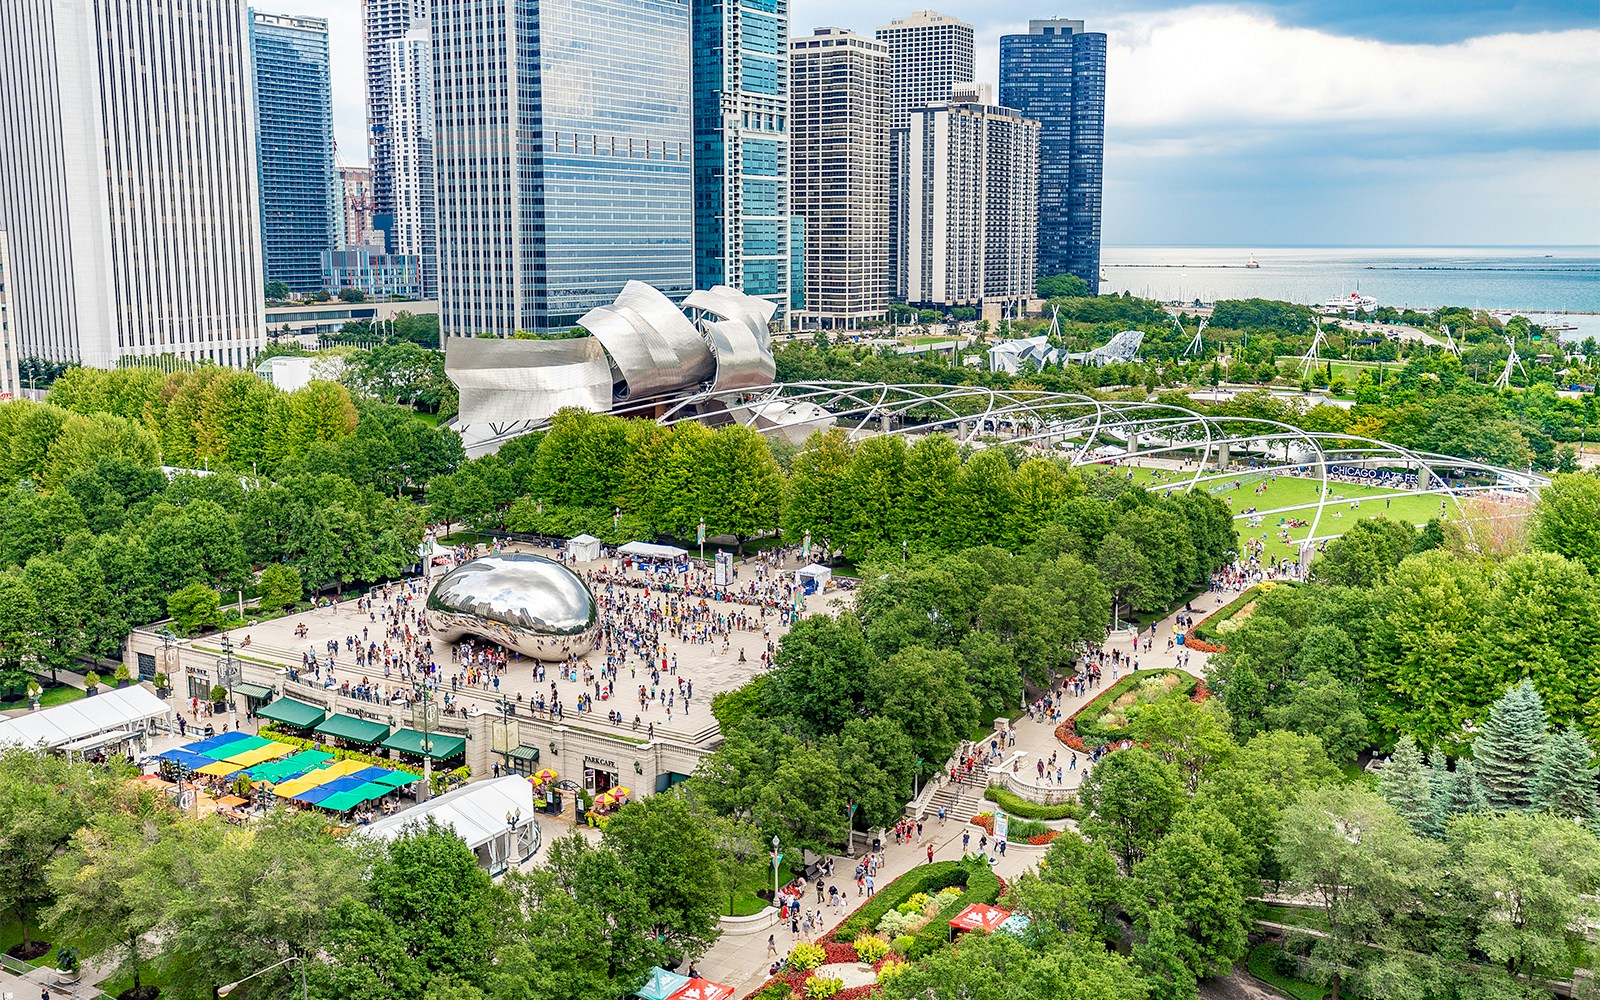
1071,670,1197,747
1191,583,1294,643
903,857,1003,960
983,786,1081,820
833,861,967,941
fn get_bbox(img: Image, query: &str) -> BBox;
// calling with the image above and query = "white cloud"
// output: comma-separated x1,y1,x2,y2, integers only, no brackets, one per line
1095,6,1600,137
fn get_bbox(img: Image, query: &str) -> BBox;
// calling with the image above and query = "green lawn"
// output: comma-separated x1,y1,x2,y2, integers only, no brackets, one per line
723,862,804,917
37,683,87,707
1120,466,1461,564
0,910,58,968
1247,942,1328,1000
1258,903,1331,933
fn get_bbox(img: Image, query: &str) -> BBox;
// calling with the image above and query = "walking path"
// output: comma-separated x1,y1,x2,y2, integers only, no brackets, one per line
695,590,1232,996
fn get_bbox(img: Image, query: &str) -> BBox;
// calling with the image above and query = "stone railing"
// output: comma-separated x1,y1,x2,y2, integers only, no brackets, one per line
985,770,1079,806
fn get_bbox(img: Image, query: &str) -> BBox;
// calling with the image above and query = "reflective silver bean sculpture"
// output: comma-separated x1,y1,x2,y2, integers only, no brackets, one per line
425,554,599,662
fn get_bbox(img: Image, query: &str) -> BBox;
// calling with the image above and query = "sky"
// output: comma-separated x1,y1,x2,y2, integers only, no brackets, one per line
315,0,1600,247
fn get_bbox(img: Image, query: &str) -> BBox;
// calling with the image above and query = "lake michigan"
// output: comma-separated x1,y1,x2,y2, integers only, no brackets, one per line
1102,246,1600,341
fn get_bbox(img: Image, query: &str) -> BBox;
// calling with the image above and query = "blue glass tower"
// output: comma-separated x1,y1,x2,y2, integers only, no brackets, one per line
998,19,1105,293
249,12,339,294
693,0,789,321
432,0,695,336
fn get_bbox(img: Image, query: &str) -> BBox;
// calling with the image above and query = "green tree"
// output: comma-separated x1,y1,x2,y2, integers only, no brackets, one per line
879,929,1148,1000
1446,810,1600,982
1378,735,1438,836
1010,830,1122,944
704,424,784,554
1276,786,1442,1000
1126,695,1236,792
1096,532,1155,621
1471,679,1549,813
600,794,725,958
1127,830,1250,980
1266,670,1370,768
782,428,854,554
1037,273,1091,299
1532,724,1599,824
762,612,875,736
1314,516,1417,588
1079,747,1186,870
828,716,916,833
258,563,304,612
752,740,845,856
265,279,290,300
867,646,981,767
1530,472,1600,576
166,581,222,635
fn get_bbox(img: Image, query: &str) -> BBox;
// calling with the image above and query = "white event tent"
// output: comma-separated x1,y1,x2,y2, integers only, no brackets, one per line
567,533,603,562
616,541,688,560
360,775,540,876
0,685,171,752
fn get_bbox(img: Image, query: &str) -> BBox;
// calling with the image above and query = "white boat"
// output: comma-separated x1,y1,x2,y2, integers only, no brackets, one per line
1246,254,1259,268
1319,291,1379,313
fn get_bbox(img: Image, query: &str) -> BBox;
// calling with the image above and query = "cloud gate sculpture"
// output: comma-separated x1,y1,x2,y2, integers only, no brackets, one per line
426,554,599,661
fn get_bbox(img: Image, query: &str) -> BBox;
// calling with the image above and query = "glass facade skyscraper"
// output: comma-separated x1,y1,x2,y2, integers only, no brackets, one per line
250,12,339,293
998,19,1106,293
693,0,789,322
431,0,693,336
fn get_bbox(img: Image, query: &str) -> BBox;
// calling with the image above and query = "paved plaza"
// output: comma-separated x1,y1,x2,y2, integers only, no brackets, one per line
194,541,850,745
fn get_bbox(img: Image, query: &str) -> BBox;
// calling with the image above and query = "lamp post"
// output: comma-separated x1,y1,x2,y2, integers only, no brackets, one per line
156,627,178,702
216,953,306,1000
771,834,781,902
412,681,437,802
496,695,515,775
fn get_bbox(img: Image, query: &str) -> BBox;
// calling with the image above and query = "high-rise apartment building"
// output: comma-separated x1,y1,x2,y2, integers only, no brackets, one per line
693,0,790,323
999,19,1106,293
902,85,1038,309
362,0,426,240
0,0,264,368
431,0,694,336
0,230,19,399
250,12,340,293
788,28,890,328
876,11,973,298
385,21,437,298
339,167,380,248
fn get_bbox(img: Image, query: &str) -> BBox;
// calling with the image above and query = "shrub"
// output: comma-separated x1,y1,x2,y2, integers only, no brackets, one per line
805,975,843,999
1004,818,1052,842
876,908,928,938
983,786,1080,820
891,935,915,955
84,671,102,690
853,933,889,964
788,941,826,972
877,958,910,983
752,986,789,1000
835,860,967,940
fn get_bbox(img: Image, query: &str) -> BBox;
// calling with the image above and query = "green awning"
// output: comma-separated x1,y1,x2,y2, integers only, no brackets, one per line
356,781,394,803
234,682,275,701
380,728,466,760
509,745,541,763
370,770,421,788
256,698,326,729
316,790,367,812
247,750,333,783
313,714,390,745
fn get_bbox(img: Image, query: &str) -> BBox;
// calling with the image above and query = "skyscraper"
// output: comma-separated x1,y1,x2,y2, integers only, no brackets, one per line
250,12,340,293
999,19,1106,293
385,21,437,298
0,0,264,368
788,28,890,328
876,11,973,299
693,0,790,323
430,0,694,336
362,0,427,241
339,167,380,248
903,85,1038,309
0,230,19,399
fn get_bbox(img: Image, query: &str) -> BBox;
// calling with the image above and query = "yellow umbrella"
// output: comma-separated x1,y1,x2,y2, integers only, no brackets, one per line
614,787,632,798
535,769,557,783
595,791,616,805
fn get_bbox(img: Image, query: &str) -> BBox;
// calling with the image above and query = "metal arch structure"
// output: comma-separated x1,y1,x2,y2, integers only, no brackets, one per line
657,381,1548,551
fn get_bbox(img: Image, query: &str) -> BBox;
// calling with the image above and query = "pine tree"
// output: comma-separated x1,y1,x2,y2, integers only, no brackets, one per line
1450,758,1489,816
1533,725,1600,826
1471,680,1549,813
1427,747,1457,826
1379,735,1437,836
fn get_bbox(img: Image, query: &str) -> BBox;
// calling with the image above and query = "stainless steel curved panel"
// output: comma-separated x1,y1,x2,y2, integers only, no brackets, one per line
583,280,714,399
702,318,777,390
425,554,599,661
445,337,613,423
686,285,778,350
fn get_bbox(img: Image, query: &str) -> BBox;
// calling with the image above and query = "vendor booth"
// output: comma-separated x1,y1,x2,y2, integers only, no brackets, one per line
617,541,689,573
567,533,604,563
0,685,171,756
796,563,831,594
361,775,540,877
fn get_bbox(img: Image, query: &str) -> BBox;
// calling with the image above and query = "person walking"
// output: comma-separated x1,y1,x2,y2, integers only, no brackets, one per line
962,830,970,852
767,933,777,959
926,843,935,864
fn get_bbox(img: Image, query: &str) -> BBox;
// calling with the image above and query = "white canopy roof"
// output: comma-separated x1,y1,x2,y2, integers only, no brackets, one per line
360,775,536,852
797,563,832,582
0,686,170,750
567,534,604,562
569,533,602,545
617,541,688,560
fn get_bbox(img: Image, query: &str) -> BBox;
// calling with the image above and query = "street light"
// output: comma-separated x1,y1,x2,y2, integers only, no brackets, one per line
412,681,438,802
771,835,781,902
497,695,515,775
217,953,306,999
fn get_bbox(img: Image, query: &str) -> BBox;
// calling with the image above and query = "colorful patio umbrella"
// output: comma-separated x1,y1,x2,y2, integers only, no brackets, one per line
632,967,689,1000
664,978,734,1000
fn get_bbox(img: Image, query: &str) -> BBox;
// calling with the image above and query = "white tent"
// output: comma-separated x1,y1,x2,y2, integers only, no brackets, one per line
567,533,603,563
0,685,171,750
360,775,540,875
617,541,688,560
796,563,832,589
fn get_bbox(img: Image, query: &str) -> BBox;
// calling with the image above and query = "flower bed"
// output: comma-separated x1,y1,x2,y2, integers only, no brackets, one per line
967,813,1057,844
1056,669,1203,754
